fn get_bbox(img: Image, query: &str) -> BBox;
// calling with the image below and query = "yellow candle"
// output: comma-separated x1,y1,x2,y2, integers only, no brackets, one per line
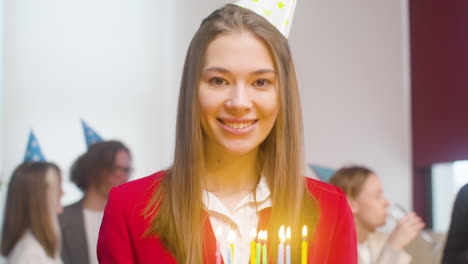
230,243,235,263
228,230,235,264
250,229,257,264
301,226,308,264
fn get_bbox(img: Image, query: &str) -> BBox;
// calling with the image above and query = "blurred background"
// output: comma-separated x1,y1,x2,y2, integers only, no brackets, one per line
0,0,467,263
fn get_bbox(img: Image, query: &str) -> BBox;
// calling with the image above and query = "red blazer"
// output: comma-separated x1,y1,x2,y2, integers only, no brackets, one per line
97,171,357,263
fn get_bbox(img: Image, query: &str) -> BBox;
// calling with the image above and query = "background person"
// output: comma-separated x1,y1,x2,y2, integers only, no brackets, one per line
1,162,64,264
59,140,131,264
330,165,424,264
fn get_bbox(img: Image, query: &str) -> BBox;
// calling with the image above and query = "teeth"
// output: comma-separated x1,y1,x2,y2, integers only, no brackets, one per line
223,121,255,129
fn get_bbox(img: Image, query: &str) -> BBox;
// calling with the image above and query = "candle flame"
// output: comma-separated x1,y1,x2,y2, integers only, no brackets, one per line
302,225,308,240
279,225,285,243
216,226,222,238
250,229,257,240
286,226,291,242
264,230,268,241
227,230,235,243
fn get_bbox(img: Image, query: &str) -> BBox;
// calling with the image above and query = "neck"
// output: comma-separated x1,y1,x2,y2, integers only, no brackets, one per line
83,186,108,211
203,146,261,196
354,217,372,243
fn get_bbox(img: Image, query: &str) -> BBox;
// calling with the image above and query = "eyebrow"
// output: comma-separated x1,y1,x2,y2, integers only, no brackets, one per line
203,67,276,75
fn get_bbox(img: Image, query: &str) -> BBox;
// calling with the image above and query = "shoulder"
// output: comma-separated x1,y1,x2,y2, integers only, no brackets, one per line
8,231,52,263
59,200,85,229
457,183,468,199
107,170,167,210
112,170,166,197
369,232,391,245
305,176,347,206
307,179,354,226
60,200,82,218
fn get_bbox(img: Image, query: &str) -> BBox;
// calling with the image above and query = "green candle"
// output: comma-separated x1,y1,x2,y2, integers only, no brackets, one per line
256,240,261,264
262,231,268,264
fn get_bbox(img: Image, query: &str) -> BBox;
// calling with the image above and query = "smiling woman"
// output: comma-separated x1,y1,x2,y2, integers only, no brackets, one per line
97,3,357,264
199,31,279,156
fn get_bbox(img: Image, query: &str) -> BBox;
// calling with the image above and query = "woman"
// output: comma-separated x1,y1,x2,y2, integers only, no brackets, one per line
330,166,425,264
59,140,131,264
98,4,356,263
1,162,63,264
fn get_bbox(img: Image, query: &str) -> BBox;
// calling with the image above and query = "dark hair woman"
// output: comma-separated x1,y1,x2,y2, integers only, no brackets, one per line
59,140,131,264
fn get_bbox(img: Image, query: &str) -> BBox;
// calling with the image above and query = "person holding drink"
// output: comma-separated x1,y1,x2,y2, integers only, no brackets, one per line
330,165,425,264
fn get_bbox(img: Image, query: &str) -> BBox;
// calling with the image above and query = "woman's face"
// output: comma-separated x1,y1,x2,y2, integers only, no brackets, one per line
46,168,63,215
353,173,390,231
97,150,131,197
198,32,279,156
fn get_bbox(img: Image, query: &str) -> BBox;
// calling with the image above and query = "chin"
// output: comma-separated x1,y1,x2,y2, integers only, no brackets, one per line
221,142,260,155
224,147,256,156
376,220,387,228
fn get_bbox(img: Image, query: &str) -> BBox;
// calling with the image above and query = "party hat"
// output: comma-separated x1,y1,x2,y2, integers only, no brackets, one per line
81,120,103,148
234,0,298,38
309,164,336,183
24,130,46,162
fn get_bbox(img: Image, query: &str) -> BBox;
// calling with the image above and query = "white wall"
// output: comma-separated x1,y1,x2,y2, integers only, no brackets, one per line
2,0,178,205
0,0,4,191
293,0,412,209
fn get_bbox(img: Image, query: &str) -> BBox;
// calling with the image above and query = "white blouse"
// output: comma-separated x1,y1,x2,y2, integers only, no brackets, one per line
202,176,272,264
7,230,62,264
83,209,104,264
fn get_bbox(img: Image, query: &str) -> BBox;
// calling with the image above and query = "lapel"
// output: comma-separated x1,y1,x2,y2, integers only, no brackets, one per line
201,207,272,264
62,200,90,264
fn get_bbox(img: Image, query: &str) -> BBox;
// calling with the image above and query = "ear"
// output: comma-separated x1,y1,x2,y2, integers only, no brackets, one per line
346,196,359,215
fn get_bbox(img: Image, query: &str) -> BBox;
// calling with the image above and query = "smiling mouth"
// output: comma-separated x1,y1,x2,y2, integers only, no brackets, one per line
217,119,258,129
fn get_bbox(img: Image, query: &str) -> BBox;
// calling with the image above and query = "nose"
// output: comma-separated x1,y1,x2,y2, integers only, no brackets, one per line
225,83,252,114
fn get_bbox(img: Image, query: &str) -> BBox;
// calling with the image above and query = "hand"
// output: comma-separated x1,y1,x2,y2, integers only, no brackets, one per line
387,212,425,249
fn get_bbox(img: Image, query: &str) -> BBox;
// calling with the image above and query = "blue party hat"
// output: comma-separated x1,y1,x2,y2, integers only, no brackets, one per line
24,130,46,162
81,120,103,148
309,164,336,183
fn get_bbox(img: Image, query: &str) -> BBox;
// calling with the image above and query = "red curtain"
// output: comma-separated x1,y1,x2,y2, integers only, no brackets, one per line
410,0,468,224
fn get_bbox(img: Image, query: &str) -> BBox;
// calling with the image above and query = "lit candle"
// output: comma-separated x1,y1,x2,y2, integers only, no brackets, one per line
256,231,262,264
215,227,222,264
285,227,291,264
250,229,257,264
278,226,285,264
263,231,268,264
301,226,308,264
227,230,235,264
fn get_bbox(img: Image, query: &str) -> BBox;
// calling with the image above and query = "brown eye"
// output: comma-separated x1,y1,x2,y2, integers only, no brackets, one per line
254,79,269,88
210,77,227,86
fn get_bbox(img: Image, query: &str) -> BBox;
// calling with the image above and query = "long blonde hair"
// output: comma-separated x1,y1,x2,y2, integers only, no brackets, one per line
145,4,319,263
1,162,62,258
